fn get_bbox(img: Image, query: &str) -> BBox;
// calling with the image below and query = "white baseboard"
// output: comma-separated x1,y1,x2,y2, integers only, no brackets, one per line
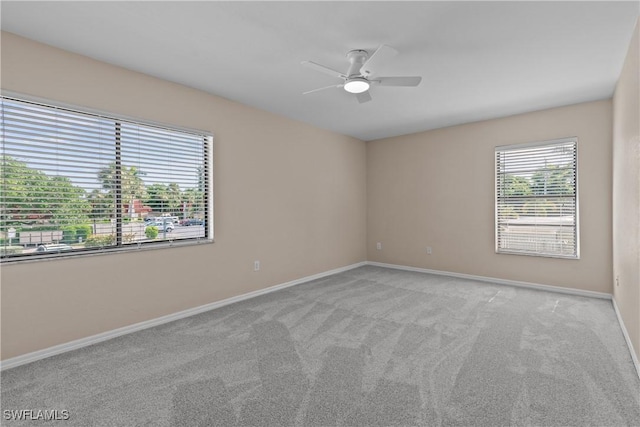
612,298,640,380
0,261,366,371
366,261,612,300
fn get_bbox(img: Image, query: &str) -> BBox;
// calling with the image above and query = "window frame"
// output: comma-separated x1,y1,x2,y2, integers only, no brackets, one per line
0,92,214,263
495,137,579,259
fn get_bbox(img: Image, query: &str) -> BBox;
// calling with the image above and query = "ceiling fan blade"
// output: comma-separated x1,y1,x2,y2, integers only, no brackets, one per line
360,44,398,77
301,61,346,79
374,76,422,87
355,91,372,104
303,84,343,95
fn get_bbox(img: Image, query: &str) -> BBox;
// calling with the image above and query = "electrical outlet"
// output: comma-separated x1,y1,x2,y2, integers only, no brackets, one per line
376,242,382,250
426,246,432,255
254,260,260,271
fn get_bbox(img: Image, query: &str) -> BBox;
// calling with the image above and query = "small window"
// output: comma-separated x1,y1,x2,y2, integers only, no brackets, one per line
495,137,578,258
0,96,213,262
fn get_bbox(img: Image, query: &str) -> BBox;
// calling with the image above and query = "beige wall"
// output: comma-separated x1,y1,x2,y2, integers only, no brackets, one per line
368,100,613,293
0,32,367,360
613,18,640,363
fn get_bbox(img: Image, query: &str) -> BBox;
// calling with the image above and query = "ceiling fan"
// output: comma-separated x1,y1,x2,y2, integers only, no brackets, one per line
301,44,422,103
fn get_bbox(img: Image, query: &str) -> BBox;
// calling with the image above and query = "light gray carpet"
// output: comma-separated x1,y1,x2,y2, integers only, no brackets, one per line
2,266,639,426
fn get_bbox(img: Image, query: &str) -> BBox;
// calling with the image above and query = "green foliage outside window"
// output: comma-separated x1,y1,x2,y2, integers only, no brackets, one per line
145,226,159,239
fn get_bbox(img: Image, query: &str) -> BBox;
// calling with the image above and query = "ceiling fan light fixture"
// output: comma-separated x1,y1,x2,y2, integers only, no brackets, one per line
343,78,370,94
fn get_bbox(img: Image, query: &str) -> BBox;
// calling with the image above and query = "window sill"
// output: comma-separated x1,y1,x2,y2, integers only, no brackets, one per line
0,238,214,265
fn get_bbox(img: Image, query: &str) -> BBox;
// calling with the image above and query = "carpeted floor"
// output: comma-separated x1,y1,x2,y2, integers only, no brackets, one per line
2,265,639,426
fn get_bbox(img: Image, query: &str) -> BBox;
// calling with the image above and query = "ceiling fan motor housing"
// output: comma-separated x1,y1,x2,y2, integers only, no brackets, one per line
343,50,371,93
346,49,369,77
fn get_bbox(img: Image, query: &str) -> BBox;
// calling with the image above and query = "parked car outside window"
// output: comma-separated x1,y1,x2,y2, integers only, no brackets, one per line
183,218,204,226
145,220,174,232
36,244,73,252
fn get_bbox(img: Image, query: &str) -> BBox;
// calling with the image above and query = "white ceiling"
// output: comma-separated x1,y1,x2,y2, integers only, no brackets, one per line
2,1,638,141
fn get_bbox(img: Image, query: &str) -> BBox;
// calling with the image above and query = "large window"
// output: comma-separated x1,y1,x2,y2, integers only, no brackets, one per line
495,137,578,258
0,96,212,262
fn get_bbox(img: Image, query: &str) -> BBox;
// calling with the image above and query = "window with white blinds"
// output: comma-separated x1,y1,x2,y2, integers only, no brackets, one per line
495,138,578,258
0,96,212,261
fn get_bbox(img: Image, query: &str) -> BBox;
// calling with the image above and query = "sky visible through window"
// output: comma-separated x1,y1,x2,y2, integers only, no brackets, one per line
2,99,203,191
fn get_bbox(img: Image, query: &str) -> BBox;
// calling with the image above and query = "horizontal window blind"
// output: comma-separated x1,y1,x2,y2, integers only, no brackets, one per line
1,96,212,261
495,138,578,258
